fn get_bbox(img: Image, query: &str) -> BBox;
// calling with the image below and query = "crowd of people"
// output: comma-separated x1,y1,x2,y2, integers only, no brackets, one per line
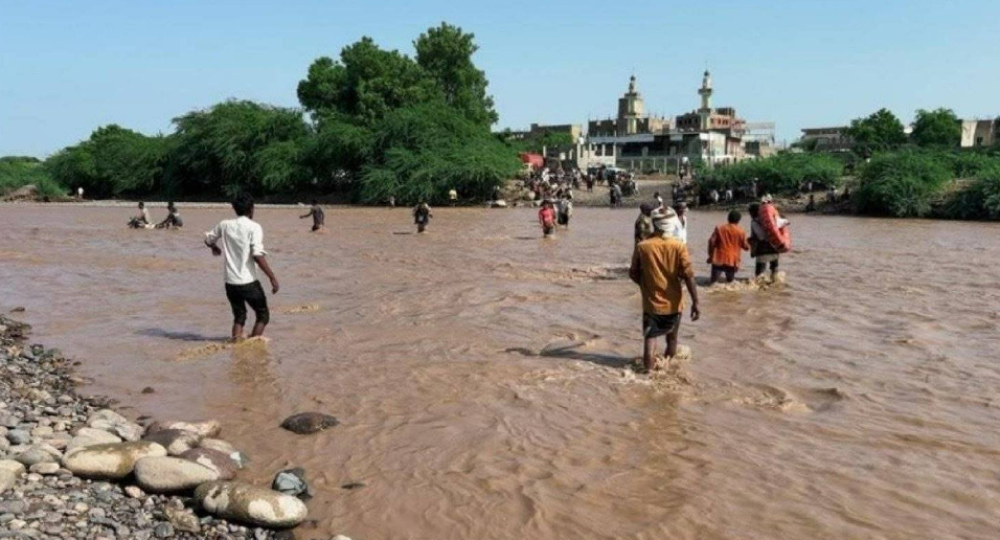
124,176,790,377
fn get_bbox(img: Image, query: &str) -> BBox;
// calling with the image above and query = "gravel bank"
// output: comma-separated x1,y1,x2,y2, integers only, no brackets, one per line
0,315,348,540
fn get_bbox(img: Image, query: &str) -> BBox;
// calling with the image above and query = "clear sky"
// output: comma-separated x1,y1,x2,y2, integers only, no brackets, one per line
2,0,998,157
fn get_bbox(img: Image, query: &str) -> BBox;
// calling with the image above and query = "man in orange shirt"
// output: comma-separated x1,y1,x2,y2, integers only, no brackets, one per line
707,210,751,284
629,210,701,372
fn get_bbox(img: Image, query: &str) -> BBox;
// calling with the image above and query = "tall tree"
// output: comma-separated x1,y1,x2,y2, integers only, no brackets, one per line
170,100,309,197
846,108,907,154
297,38,437,123
910,108,961,147
414,22,497,126
45,125,167,198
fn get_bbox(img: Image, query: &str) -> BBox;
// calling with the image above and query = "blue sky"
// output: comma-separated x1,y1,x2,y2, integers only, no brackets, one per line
1,0,998,156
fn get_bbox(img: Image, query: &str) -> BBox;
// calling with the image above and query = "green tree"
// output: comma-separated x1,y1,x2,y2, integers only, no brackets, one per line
169,100,309,197
910,108,960,147
846,108,907,154
357,102,519,204
45,125,167,198
297,38,438,124
414,22,497,126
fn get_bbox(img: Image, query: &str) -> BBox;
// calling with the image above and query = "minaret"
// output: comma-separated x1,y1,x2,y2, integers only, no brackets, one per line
617,74,645,135
698,70,713,130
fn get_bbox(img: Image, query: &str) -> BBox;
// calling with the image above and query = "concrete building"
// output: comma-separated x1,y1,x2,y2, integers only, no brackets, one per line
961,119,998,148
587,75,671,137
799,126,852,151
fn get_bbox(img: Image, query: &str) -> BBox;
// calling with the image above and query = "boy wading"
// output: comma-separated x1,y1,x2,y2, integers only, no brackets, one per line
204,194,280,341
629,210,700,372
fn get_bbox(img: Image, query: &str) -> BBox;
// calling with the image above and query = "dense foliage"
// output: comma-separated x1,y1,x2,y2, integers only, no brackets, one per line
695,152,843,195
45,125,169,198
911,108,961,147
944,166,1000,220
5,23,514,204
0,156,65,199
853,150,952,217
845,108,907,154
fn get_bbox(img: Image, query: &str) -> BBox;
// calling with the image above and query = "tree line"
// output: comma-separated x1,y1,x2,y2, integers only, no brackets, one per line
695,107,1000,220
2,23,547,204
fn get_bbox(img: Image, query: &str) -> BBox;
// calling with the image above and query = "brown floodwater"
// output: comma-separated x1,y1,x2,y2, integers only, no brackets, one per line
1,204,999,540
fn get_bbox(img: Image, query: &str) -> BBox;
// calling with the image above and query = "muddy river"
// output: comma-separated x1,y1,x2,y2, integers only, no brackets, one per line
1,204,999,540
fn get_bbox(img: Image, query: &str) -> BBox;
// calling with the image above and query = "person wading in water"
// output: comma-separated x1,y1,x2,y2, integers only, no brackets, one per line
204,193,280,341
629,208,700,372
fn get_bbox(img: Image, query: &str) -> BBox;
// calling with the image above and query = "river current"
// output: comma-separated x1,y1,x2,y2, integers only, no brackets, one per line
1,204,999,539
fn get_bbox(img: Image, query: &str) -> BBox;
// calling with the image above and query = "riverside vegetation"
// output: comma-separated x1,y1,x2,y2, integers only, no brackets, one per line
1,23,532,206
694,107,1000,220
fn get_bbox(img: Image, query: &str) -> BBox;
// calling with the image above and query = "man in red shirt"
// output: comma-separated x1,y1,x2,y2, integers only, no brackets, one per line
707,210,751,283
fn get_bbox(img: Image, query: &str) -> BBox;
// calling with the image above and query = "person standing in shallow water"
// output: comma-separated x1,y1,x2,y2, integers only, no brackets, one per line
634,202,655,244
538,200,557,237
629,209,700,373
413,202,432,233
300,199,325,232
707,210,750,283
204,193,280,341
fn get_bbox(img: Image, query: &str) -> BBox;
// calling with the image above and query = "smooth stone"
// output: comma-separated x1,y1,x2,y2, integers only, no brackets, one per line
6,430,31,446
178,448,237,480
28,462,59,475
124,486,145,499
147,420,221,439
153,522,174,538
142,429,201,456
194,481,308,528
199,439,248,469
66,428,122,452
134,456,219,493
280,412,339,435
62,441,167,479
0,460,25,493
14,446,58,467
113,422,144,442
87,409,130,428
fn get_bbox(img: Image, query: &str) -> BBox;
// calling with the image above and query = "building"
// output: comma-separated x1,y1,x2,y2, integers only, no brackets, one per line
799,126,852,151
587,75,671,137
597,71,751,172
961,119,998,148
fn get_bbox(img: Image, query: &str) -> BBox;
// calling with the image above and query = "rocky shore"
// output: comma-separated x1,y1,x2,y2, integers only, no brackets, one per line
0,315,349,540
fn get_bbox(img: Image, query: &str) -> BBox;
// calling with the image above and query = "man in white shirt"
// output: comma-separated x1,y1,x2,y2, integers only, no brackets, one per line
204,193,280,341
669,202,688,244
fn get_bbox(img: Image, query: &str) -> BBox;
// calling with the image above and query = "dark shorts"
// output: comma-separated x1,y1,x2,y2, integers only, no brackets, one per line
225,281,269,326
543,225,554,235
557,213,569,225
711,264,737,283
643,312,681,338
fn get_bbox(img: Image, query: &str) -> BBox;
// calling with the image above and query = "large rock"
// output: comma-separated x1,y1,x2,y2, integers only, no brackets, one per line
0,460,25,494
66,428,122,452
134,456,219,493
194,481,308,528
14,444,60,467
87,409,144,441
280,412,339,435
143,429,201,456
147,420,221,438
62,441,166,479
178,448,237,480
199,438,249,469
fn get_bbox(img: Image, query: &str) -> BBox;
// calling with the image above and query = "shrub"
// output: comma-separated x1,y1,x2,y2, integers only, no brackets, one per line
0,157,66,199
696,152,842,195
854,151,951,217
943,165,1000,220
